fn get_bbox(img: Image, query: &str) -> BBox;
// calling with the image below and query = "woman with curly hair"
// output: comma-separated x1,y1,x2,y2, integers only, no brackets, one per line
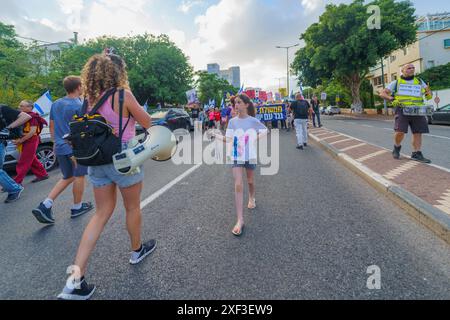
58,52,155,300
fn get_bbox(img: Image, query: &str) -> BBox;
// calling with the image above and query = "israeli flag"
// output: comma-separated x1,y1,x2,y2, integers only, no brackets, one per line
238,84,244,94
34,91,52,116
143,100,149,112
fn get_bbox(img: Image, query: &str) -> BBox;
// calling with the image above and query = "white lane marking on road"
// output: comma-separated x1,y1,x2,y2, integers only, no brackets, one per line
424,134,450,141
356,150,388,162
340,143,367,152
140,164,202,209
329,138,353,145
380,129,450,140
361,124,374,128
383,161,420,180
429,163,450,173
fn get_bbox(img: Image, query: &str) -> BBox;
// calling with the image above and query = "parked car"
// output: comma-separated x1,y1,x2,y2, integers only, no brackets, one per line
3,116,57,172
149,108,193,132
4,114,161,173
320,106,327,115
427,104,450,125
324,106,341,115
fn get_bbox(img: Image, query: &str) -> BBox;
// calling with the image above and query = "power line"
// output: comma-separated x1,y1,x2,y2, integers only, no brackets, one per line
16,35,53,44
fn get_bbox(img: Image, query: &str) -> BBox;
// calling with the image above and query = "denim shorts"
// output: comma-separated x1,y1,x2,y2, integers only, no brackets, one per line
88,164,144,189
57,154,88,180
88,142,144,189
231,161,257,171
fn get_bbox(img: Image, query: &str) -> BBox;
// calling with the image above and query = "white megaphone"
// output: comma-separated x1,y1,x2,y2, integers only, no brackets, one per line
113,125,177,175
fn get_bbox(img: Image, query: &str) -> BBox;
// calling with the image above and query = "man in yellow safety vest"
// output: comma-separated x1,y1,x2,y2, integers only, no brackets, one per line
380,63,439,163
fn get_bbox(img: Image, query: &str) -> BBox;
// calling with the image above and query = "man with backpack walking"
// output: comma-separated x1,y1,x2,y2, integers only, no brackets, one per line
13,100,49,185
32,76,93,224
290,94,313,150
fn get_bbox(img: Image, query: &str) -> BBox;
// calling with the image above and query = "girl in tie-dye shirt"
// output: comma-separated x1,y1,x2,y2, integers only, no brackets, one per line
213,94,267,237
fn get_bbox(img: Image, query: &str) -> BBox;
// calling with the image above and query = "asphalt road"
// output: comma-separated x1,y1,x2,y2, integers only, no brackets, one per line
321,115,450,170
0,131,449,300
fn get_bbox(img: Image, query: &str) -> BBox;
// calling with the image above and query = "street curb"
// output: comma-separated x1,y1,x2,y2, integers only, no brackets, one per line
310,131,450,245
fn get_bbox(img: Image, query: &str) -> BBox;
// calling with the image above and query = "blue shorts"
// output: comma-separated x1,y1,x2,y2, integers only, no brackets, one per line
88,163,144,189
231,161,257,170
57,154,88,180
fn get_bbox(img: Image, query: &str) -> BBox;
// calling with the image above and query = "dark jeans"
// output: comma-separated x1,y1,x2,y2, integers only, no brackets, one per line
271,120,278,129
313,112,322,127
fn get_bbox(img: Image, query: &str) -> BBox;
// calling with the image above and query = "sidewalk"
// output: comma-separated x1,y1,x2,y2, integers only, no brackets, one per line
309,126,450,244
338,111,394,121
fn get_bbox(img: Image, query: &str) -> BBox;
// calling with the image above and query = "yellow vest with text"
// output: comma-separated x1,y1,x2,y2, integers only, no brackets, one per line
393,78,430,107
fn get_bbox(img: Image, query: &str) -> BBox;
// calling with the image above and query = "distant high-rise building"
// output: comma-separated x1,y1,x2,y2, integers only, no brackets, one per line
206,63,241,88
207,63,220,75
228,66,241,89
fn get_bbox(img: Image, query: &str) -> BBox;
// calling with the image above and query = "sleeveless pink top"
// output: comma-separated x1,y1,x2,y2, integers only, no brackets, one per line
90,93,136,143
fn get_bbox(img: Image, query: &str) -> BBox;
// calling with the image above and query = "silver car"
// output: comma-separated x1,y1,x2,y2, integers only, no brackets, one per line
324,106,341,115
3,116,57,172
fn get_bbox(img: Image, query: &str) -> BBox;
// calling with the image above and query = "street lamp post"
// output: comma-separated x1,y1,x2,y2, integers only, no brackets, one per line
274,77,284,90
276,44,300,99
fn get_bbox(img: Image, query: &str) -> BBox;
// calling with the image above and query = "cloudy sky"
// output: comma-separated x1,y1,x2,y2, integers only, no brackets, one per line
1,0,448,92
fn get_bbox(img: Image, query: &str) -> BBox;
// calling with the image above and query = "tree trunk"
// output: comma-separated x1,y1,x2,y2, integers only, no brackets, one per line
346,74,363,113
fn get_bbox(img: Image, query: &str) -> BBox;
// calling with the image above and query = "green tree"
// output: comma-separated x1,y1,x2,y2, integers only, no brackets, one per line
291,47,327,88
292,0,417,111
417,63,450,90
195,71,237,106
125,34,194,106
0,22,31,105
2,25,193,108
46,34,194,106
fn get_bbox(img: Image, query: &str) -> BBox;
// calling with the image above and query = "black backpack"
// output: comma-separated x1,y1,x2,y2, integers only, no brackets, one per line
0,105,23,141
67,88,130,166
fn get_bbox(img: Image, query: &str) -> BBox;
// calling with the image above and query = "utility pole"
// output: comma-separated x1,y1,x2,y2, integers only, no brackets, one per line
381,56,387,115
275,77,284,90
276,44,300,100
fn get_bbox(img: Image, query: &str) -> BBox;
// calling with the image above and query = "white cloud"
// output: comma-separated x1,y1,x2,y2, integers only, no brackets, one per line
80,0,160,39
183,0,324,90
178,0,203,14
167,29,186,48
39,18,60,31
57,0,84,14
301,0,324,13
0,0,332,91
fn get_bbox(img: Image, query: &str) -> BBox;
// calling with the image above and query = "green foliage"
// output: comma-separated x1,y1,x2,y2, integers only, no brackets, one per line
291,47,326,88
417,63,450,90
0,21,33,106
313,79,352,107
0,22,194,107
46,34,194,105
292,0,417,109
195,71,237,106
